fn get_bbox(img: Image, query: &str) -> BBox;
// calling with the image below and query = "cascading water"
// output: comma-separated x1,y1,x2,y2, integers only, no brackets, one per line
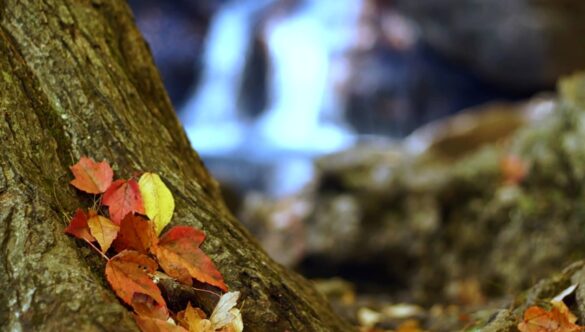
180,0,362,196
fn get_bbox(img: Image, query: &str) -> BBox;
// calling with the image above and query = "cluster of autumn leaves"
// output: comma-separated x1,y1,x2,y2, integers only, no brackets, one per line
64,157,242,332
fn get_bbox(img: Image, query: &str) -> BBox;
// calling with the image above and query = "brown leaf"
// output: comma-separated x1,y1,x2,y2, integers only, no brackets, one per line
88,213,119,253
69,157,114,194
113,214,157,254
64,208,95,243
102,179,145,224
134,315,188,332
132,293,169,321
152,226,227,291
518,305,584,332
105,250,165,310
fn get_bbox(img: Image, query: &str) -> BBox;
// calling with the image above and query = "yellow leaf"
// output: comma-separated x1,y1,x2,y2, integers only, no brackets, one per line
139,172,175,235
87,214,119,253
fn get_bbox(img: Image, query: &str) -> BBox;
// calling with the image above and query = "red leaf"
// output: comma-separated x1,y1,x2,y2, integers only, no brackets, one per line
88,214,119,253
152,226,227,291
105,250,166,309
113,214,158,254
518,305,584,332
69,157,114,194
64,208,95,242
134,315,188,332
103,179,145,224
158,226,205,247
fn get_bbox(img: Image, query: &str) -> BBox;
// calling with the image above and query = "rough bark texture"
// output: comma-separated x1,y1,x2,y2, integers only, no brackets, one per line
0,0,353,331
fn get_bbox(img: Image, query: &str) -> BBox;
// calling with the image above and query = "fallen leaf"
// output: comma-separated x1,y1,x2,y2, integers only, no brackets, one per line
396,319,423,332
177,293,243,332
88,213,120,253
501,154,528,185
518,305,583,332
113,214,158,254
176,303,211,332
64,208,95,242
134,315,188,332
70,157,114,194
209,291,242,332
552,301,580,326
139,173,175,235
103,179,145,224
105,250,165,310
152,226,227,291
132,293,169,321
157,225,205,247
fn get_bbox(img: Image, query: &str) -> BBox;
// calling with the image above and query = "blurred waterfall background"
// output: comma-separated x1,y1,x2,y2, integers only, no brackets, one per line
128,0,548,200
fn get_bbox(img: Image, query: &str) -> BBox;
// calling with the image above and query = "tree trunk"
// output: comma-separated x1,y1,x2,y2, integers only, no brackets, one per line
0,0,353,331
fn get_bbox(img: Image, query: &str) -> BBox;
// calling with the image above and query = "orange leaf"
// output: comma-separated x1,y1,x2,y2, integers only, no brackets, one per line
501,154,527,185
134,315,188,332
88,214,119,253
177,293,243,332
518,305,584,332
69,157,113,194
64,208,95,242
103,179,145,224
105,251,165,309
176,303,209,331
152,226,227,291
113,214,158,254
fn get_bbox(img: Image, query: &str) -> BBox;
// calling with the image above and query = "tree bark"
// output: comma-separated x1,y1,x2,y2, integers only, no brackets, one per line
0,0,353,331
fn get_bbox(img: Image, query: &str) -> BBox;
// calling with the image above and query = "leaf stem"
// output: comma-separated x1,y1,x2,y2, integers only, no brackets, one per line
153,271,221,298
191,286,222,298
84,239,110,261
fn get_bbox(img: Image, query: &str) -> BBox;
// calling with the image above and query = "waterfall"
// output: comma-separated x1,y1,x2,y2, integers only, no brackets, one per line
180,0,362,195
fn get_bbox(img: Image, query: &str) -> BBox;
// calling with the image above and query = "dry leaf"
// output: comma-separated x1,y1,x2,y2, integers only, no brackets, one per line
177,292,243,332
132,293,169,321
69,157,113,194
105,250,166,310
113,214,158,254
518,305,583,332
152,226,227,291
176,303,211,332
396,319,423,332
64,208,95,243
88,213,119,253
501,154,528,185
139,172,175,235
134,314,188,332
209,291,241,330
102,179,145,224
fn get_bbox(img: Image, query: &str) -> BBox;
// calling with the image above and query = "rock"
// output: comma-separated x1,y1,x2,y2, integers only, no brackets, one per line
480,310,517,332
239,77,585,309
395,0,585,90
405,95,555,158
